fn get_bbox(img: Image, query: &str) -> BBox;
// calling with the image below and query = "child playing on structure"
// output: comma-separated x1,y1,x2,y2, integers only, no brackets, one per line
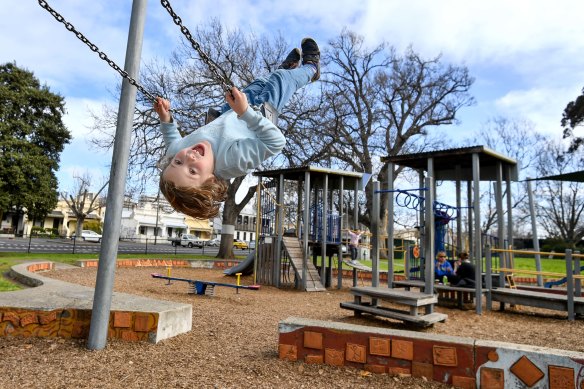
155,38,321,219
348,229,362,264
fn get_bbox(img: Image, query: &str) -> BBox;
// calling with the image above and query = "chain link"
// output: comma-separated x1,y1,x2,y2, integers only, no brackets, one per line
38,0,158,102
37,0,205,120
159,0,235,94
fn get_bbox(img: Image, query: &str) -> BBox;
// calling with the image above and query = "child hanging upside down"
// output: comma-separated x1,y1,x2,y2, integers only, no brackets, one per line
154,38,320,219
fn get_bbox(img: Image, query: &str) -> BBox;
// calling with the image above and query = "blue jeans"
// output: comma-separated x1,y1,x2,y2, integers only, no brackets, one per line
221,65,314,114
350,245,358,261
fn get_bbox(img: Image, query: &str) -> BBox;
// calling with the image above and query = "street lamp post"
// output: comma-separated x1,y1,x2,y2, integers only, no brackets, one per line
154,191,161,245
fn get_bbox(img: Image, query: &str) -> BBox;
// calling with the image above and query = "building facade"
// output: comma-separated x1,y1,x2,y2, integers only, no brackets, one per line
120,195,212,243
0,197,104,238
0,194,213,243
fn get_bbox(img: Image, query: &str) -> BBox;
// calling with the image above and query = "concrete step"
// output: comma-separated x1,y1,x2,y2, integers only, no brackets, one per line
2,261,192,343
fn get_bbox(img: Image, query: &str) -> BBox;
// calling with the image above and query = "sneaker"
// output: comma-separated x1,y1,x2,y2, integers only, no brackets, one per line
278,48,301,70
301,37,320,81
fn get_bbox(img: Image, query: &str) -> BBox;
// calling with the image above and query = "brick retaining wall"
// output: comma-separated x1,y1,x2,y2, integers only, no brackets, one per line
279,317,584,388
0,307,159,342
77,258,241,270
0,262,191,343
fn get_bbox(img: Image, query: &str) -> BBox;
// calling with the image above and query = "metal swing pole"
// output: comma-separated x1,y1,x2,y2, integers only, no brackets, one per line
87,0,148,350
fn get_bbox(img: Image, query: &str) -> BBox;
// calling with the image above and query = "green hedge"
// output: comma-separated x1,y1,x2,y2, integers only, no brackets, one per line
30,227,60,238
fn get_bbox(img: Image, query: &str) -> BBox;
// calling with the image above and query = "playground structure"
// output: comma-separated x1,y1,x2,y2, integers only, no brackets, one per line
378,146,584,320
241,148,521,323
487,247,584,319
374,146,519,317
241,146,584,323
243,166,373,291
545,265,584,288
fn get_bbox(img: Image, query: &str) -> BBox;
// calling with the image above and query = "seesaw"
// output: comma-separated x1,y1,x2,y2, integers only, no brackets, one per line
151,273,260,296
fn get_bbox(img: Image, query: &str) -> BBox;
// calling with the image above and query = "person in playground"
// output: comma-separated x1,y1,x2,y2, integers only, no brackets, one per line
434,251,455,284
453,251,476,288
154,38,321,219
347,229,363,264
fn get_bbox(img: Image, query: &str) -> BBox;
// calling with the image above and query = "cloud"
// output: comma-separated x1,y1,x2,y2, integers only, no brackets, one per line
62,98,111,138
5,0,584,195
495,86,579,134
356,0,584,63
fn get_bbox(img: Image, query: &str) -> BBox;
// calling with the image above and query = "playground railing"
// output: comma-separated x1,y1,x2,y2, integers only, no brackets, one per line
490,247,584,259
486,246,582,320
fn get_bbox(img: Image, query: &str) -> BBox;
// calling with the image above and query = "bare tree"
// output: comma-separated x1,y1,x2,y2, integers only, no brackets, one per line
465,117,546,235
61,173,108,237
535,140,584,247
320,30,474,228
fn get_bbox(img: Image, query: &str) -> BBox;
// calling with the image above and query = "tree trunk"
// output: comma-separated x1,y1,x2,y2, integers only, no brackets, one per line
216,199,240,259
215,177,256,259
75,217,86,238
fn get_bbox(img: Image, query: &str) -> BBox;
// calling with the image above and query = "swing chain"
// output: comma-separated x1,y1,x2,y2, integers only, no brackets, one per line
37,0,157,103
37,0,203,121
159,0,235,94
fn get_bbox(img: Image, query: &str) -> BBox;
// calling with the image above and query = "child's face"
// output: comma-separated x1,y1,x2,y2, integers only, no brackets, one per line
162,141,215,189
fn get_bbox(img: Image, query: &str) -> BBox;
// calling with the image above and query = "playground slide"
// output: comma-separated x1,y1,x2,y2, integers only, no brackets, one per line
342,259,372,272
544,265,584,288
224,250,255,276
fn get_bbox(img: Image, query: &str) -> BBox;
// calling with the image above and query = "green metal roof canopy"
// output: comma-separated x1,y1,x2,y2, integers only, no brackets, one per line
253,165,371,191
381,145,519,181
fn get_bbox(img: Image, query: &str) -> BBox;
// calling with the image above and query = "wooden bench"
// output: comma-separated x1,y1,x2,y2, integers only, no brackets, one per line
340,286,447,327
491,288,584,318
392,279,425,290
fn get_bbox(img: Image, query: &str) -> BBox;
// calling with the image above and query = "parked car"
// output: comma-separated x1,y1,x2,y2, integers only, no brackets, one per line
206,238,220,247
72,230,102,243
180,234,205,248
233,239,248,250
167,236,182,247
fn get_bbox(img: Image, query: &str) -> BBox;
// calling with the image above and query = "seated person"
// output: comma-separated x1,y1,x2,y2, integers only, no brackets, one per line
453,251,476,288
434,251,455,284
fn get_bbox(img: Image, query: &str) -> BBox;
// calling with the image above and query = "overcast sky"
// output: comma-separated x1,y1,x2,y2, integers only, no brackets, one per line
2,0,584,193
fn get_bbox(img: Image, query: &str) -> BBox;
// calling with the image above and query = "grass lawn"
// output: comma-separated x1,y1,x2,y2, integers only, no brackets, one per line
1,251,578,292
503,256,569,272
333,255,575,278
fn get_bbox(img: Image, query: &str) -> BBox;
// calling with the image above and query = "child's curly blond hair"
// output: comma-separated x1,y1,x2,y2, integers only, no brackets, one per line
159,175,228,219
158,155,228,219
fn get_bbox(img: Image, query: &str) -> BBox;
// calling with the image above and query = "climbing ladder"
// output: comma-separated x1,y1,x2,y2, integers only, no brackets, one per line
282,236,326,292
506,248,517,289
506,274,517,289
